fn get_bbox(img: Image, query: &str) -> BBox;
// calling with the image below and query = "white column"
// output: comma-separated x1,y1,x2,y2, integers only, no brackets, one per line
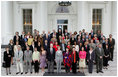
111,1,117,51
37,1,48,34
77,1,88,32
1,1,13,45
102,2,112,37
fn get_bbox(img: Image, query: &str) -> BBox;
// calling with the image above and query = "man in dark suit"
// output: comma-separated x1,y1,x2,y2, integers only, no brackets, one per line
46,43,55,73
60,40,66,53
108,34,115,61
90,30,94,39
81,35,86,46
64,29,70,37
84,42,90,64
20,31,25,51
43,40,49,51
95,44,104,73
70,34,76,45
13,32,20,45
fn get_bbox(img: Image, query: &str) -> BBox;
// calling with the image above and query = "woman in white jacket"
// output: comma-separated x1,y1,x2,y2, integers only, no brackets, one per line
55,46,63,73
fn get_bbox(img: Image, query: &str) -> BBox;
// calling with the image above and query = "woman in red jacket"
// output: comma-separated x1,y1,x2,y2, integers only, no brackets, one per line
53,41,59,52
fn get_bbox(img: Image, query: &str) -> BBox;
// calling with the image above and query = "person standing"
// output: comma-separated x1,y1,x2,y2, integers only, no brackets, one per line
55,46,63,73
78,47,86,73
103,44,110,69
46,43,55,73
32,47,40,74
15,45,23,75
108,34,115,61
13,32,20,45
60,40,66,53
28,35,34,46
71,47,79,73
87,46,95,73
8,39,14,65
24,46,32,74
14,41,20,53
95,44,104,73
40,47,47,72
3,47,12,75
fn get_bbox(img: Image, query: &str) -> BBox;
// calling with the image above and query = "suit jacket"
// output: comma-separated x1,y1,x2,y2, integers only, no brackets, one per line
13,35,21,45
108,38,115,49
55,50,63,62
15,50,23,63
70,38,76,45
43,44,49,51
64,32,70,37
95,47,104,60
60,43,66,52
4,51,12,62
46,48,55,61
24,50,32,62
30,45,34,53
84,45,90,53
87,50,95,61
71,51,79,63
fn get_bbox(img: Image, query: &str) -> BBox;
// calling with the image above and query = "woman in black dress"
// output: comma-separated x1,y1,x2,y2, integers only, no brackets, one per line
37,41,41,52
8,39,14,65
3,47,12,75
103,44,110,69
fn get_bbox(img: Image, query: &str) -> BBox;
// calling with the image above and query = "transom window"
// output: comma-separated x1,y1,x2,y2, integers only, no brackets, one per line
23,9,32,34
92,9,102,33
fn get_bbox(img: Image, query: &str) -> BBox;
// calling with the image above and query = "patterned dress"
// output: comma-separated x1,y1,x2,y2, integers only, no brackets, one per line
40,52,47,68
63,52,72,70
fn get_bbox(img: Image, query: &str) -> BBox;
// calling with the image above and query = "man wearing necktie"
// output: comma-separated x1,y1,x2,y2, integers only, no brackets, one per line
15,45,23,75
24,46,32,74
46,43,55,73
95,44,104,73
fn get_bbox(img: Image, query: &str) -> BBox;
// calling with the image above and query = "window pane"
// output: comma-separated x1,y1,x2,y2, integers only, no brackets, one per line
92,9,102,33
23,9,32,34
57,20,68,24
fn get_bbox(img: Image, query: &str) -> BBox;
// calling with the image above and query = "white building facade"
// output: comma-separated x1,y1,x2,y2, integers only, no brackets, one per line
1,1,117,50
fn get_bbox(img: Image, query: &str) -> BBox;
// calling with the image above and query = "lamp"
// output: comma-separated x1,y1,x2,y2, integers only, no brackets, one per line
58,1,71,6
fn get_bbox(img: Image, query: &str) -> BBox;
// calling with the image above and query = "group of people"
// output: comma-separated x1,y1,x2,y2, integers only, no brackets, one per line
3,29,115,75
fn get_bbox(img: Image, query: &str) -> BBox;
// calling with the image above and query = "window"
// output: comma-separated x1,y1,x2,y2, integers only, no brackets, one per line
23,9,32,34
57,20,68,33
92,9,102,33
57,20,68,24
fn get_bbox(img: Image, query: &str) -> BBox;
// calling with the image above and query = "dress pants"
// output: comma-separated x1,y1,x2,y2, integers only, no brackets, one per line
48,61,54,73
110,48,114,60
34,61,39,73
72,62,77,73
96,59,103,72
25,61,32,73
56,60,61,73
88,60,93,73
16,62,23,73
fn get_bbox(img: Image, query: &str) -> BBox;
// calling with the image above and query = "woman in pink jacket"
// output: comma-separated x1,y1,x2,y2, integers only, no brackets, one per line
78,47,86,73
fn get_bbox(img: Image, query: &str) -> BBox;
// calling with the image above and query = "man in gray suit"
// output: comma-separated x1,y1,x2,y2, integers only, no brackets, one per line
15,45,23,75
24,46,32,74
95,43,104,73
